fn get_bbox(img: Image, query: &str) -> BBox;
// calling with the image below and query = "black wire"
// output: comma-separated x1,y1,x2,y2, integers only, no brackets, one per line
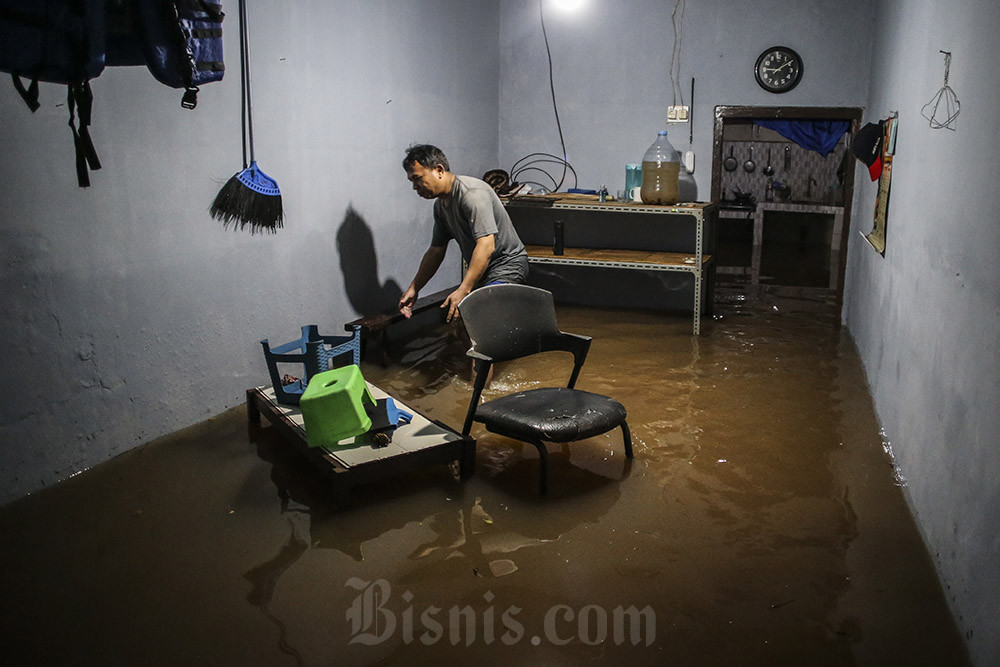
510,151,568,172
512,161,575,184
511,166,560,191
509,152,578,192
538,0,568,192
511,159,578,190
505,1,580,198
517,180,555,193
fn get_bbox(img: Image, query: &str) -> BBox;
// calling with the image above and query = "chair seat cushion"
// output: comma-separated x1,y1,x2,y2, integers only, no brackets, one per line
476,387,626,443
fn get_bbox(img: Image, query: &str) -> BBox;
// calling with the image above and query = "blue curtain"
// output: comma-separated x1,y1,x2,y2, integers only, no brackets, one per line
752,120,850,157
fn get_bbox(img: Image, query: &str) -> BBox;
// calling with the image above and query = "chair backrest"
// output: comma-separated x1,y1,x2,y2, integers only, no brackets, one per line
458,284,561,362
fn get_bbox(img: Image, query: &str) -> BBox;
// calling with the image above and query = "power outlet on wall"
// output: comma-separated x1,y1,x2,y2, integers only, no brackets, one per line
667,105,689,123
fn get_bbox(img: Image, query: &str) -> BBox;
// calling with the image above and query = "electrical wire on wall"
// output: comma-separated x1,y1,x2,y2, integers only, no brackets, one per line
537,0,569,191
502,0,575,195
510,152,578,193
669,0,686,110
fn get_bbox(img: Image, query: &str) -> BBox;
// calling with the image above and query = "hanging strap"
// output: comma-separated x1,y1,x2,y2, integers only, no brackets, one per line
66,80,101,187
172,0,226,109
11,74,41,112
3,7,46,112
165,0,199,108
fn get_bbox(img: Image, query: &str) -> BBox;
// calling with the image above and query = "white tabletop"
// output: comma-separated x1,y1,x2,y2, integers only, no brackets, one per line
255,384,463,468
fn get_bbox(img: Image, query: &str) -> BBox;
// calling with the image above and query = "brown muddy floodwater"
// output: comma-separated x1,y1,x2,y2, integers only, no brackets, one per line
0,292,970,666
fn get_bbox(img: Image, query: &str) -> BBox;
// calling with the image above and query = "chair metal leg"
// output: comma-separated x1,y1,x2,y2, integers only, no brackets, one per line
530,440,549,495
620,421,633,458
459,439,477,479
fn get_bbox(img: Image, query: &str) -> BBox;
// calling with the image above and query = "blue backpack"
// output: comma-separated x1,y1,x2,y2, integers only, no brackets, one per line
123,0,225,109
0,0,225,186
0,0,106,186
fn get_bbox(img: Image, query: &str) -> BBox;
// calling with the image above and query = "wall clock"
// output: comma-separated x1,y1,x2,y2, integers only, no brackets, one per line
754,46,803,93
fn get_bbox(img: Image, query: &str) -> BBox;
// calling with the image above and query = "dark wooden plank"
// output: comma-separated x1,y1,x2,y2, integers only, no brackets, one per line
344,286,455,334
343,285,456,364
524,244,710,267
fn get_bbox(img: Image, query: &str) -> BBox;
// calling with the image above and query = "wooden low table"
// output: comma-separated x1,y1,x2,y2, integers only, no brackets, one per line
246,384,475,493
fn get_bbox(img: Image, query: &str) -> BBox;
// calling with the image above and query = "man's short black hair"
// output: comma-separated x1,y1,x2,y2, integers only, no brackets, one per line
403,144,450,172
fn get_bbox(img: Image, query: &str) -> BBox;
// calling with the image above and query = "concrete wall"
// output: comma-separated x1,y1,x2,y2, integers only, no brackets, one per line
498,0,873,199
3,1,997,662
0,0,499,502
843,0,1000,664
499,1,999,663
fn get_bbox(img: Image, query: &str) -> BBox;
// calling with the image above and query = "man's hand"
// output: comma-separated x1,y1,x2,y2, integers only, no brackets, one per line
441,286,471,322
399,286,418,319
439,234,494,322
400,246,447,319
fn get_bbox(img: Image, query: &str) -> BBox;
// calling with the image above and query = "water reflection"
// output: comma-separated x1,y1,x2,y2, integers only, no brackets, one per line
0,292,969,666
242,522,308,665
252,410,624,565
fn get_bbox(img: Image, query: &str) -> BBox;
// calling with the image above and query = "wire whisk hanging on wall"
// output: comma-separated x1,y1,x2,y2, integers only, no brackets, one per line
921,51,960,131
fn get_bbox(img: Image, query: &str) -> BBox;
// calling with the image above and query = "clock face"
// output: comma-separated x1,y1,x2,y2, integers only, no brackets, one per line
755,47,803,93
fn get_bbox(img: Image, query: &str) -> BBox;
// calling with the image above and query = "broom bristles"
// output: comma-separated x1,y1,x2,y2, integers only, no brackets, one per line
210,165,284,234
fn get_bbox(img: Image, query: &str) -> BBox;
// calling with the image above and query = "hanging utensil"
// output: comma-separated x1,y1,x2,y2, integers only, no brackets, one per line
783,145,791,170
763,148,774,176
724,146,738,172
743,145,756,173
921,50,960,130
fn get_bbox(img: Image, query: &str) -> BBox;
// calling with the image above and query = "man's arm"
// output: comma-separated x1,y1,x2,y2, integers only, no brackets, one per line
441,234,495,322
399,245,447,318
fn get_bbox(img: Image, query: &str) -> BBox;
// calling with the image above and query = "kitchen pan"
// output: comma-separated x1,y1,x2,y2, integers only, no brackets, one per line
743,146,756,173
724,147,738,172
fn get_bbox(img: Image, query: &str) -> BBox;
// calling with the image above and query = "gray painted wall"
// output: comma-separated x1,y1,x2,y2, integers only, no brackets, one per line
0,1,499,501
843,0,1000,663
2,0,998,663
498,0,873,198
500,1,998,663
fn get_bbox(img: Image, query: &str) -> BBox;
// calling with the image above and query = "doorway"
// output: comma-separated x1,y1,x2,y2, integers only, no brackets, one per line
711,106,861,304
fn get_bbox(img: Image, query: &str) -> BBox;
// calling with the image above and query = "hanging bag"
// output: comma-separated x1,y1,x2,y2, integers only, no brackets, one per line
0,0,106,186
1,0,225,186
133,0,225,109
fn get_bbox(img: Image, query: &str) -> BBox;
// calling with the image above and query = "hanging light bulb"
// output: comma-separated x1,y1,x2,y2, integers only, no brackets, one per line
552,0,584,10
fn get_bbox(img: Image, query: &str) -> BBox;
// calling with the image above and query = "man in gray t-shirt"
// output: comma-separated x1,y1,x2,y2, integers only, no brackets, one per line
399,144,528,322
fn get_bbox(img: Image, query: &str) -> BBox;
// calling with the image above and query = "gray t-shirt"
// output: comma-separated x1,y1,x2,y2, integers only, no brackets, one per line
432,175,528,285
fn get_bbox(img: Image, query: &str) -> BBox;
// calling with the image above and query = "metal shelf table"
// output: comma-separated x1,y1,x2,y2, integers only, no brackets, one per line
504,198,717,334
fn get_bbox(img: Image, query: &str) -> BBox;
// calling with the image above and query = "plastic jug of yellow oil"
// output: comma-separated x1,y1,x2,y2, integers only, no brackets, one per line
640,130,681,205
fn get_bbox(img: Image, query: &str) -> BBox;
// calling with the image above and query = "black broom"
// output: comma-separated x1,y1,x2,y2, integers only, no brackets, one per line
210,0,283,233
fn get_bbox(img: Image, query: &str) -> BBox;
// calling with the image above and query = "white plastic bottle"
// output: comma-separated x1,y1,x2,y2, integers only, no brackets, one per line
640,130,681,205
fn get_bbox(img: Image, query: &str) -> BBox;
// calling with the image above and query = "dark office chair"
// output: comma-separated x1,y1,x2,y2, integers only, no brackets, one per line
458,284,632,494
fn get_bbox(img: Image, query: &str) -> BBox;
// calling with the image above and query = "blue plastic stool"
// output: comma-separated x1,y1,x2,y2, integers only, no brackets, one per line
260,325,361,405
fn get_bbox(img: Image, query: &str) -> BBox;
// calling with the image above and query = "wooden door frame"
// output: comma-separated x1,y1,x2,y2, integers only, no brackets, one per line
711,105,862,303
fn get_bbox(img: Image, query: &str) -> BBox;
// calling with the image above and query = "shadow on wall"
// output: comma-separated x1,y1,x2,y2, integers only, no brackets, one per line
336,205,402,316
680,170,698,202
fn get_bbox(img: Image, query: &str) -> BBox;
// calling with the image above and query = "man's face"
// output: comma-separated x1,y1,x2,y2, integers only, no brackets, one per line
406,161,446,199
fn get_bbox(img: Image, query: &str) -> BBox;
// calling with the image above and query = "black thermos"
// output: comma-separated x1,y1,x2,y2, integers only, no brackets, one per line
553,219,564,255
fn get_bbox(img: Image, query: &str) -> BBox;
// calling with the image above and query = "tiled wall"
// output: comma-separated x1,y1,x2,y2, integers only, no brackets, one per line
719,134,849,207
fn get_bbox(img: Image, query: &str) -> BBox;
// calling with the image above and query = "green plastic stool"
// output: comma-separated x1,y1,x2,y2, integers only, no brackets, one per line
299,365,376,448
